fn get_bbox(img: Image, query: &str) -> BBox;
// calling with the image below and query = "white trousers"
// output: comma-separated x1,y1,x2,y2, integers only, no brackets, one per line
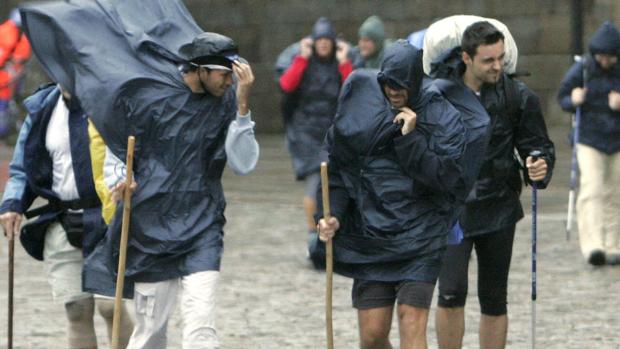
126,270,220,349
576,144,620,259
43,222,92,304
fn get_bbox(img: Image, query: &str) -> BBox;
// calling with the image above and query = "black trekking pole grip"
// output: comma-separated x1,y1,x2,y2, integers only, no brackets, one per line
529,150,543,164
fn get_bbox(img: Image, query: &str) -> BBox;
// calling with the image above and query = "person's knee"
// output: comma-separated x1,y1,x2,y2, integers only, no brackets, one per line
65,298,97,349
65,297,94,323
437,291,467,308
95,298,115,320
397,305,428,333
360,331,390,349
359,321,391,348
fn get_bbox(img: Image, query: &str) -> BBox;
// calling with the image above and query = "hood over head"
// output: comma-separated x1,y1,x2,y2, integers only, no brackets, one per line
358,15,385,51
311,17,337,41
377,39,426,109
333,69,399,156
588,21,620,56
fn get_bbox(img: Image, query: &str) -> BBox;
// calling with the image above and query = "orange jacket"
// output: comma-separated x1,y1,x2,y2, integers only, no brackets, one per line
0,19,31,99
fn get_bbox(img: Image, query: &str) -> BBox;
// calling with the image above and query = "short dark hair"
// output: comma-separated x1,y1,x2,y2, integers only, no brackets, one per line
461,21,505,58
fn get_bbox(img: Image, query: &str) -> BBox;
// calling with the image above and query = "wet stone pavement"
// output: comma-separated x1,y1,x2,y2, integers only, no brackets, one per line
0,125,619,348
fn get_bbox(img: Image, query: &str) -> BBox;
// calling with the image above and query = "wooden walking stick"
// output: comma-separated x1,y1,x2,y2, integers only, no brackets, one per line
8,230,14,349
111,136,135,349
320,162,334,349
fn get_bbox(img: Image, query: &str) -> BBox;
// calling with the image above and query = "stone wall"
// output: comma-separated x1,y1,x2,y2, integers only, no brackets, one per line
3,0,620,132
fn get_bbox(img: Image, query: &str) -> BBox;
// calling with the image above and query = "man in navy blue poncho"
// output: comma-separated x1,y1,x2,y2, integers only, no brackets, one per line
315,40,467,348
19,1,259,347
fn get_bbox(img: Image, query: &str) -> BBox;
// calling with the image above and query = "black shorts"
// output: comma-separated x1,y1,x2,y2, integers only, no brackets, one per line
352,279,436,310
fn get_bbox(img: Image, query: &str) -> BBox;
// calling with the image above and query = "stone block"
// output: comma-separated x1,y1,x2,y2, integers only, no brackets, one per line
500,16,543,55
518,55,574,90
489,0,571,16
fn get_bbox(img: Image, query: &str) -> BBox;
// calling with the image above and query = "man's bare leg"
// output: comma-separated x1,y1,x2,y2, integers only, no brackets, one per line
95,297,134,348
303,196,317,231
479,314,507,349
358,306,394,349
435,306,465,349
65,296,97,349
397,303,429,349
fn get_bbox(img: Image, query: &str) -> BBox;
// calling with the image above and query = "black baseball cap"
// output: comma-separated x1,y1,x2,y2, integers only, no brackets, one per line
179,32,247,70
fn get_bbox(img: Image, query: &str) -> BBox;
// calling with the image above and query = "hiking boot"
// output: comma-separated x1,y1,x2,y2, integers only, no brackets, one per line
587,249,606,266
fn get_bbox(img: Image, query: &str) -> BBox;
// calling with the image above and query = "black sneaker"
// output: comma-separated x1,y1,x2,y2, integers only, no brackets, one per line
587,250,606,266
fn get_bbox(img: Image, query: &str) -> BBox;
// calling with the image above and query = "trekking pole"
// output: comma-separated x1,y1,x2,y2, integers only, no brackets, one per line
111,136,135,349
566,110,579,241
529,150,542,349
566,55,587,241
320,162,334,349
7,230,14,349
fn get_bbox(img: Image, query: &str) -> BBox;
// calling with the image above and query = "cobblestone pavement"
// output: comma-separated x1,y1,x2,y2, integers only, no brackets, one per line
0,126,619,348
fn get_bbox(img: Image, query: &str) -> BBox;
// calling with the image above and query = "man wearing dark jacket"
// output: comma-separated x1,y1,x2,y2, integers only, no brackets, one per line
20,1,259,347
557,21,620,266
433,22,555,349
316,40,466,349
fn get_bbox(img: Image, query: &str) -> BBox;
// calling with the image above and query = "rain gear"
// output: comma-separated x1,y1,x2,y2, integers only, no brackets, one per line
279,17,346,179
20,0,248,297
433,77,491,199
0,84,103,260
310,42,467,282
463,78,554,237
427,18,555,237
352,15,390,69
558,21,620,154
407,29,427,49
460,75,555,238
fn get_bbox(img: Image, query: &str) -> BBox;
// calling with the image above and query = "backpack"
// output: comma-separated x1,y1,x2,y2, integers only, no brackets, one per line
422,15,519,76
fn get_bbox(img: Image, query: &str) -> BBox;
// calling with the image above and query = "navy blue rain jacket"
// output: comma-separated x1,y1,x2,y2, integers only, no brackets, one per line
20,0,235,297
557,21,620,154
310,42,466,282
0,84,103,261
430,47,554,236
433,77,491,200
458,75,555,236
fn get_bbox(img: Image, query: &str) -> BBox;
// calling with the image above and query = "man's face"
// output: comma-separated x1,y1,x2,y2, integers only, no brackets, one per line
199,68,234,97
383,84,408,108
358,37,377,58
463,40,505,85
594,53,618,70
314,38,333,58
